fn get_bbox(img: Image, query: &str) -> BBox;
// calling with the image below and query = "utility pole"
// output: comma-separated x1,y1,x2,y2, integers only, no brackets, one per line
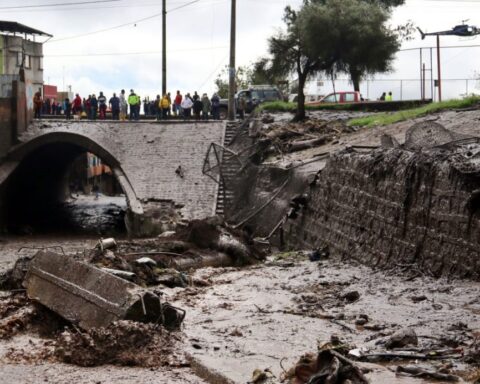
227,0,236,121
162,0,167,96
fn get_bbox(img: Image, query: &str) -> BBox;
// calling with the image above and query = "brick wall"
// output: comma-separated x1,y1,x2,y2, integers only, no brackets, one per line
282,147,480,279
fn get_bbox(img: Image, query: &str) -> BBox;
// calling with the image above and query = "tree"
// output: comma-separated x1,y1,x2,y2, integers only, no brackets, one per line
262,6,330,121
214,66,252,98
299,0,400,92
250,57,290,95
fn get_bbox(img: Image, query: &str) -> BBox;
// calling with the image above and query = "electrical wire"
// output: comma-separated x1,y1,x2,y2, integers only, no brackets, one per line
168,0,201,13
46,0,212,43
0,0,120,10
45,45,228,57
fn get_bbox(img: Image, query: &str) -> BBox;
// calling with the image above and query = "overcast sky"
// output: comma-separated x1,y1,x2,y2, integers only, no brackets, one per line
3,0,480,100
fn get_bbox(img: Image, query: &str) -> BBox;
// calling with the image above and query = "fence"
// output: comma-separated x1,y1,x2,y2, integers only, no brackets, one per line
305,45,480,102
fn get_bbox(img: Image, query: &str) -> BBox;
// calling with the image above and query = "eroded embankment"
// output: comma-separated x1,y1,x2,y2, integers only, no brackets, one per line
229,119,480,279
283,144,480,279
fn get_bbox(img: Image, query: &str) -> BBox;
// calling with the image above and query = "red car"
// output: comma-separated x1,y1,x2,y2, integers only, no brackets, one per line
308,91,363,105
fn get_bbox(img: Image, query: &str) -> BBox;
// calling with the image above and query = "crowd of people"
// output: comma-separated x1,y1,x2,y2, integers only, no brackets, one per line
33,89,226,121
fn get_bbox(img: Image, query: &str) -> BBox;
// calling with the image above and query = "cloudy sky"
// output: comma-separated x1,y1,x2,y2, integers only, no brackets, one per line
3,0,480,100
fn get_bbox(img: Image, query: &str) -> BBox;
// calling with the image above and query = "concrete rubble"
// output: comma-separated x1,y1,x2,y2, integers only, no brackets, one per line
23,251,185,330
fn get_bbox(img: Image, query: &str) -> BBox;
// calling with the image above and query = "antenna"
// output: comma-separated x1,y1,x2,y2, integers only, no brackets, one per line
461,19,469,25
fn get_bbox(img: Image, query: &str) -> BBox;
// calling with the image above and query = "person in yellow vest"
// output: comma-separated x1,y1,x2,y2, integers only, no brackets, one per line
160,94,171,119
128,89,140,120
385,91,393,101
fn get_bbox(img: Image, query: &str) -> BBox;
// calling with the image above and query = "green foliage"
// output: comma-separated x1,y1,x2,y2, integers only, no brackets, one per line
348,96,480,127
306,0,405,8
299,0,400,91
214,66,252,98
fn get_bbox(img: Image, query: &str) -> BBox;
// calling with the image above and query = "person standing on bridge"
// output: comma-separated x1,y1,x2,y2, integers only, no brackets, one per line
154,95,161,121
73,93,82,115
128,90,138,121
174,90,182,116
109,93,120,120
193,96,203,120
160,94,171,119
211,93,220,120
90,94,98,120
386,91,393,102
119,90,128,121
98,92,107,119
201,93,211,120
64,97,72,120
181,93,193,119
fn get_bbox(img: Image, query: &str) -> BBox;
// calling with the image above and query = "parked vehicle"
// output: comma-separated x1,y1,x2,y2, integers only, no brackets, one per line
218,85,283,119
308,91,363,105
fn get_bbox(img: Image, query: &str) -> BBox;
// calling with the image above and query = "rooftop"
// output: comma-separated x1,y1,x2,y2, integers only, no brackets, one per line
0,21,52,38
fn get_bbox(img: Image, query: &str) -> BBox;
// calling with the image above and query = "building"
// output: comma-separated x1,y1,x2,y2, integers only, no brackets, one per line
0,22,51,158
0,21,51,97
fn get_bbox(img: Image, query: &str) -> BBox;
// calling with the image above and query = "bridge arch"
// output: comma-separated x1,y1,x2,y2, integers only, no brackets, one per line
0,131,143,234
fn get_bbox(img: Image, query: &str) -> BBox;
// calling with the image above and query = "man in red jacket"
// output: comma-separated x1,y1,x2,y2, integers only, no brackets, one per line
174,90,182,116
73,94,82,115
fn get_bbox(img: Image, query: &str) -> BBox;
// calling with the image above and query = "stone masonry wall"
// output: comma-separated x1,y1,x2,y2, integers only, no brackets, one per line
15,121,225,222
283,148,480,279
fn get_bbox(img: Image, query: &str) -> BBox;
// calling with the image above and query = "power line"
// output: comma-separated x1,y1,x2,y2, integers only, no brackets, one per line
46,0,211,43
168,0,201,13
47,11,164,43
45,46,228,57
0,0,120,9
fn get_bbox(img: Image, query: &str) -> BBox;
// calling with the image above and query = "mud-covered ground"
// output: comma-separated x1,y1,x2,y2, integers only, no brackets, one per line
174,253,480,383
0,237,479,383
262,109,480,167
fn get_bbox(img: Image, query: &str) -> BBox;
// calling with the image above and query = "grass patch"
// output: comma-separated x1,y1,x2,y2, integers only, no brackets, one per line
348,96,480,127
260,101,366,112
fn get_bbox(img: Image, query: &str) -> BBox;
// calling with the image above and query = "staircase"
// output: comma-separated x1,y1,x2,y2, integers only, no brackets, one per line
215,122,241,216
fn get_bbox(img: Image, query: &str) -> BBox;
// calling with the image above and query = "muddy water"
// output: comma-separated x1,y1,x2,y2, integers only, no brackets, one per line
9,194,127,237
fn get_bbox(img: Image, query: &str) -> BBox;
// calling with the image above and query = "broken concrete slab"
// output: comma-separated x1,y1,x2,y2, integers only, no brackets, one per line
23,251,184,330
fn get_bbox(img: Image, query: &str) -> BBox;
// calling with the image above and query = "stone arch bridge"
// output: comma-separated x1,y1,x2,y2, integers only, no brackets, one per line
0,120,226,236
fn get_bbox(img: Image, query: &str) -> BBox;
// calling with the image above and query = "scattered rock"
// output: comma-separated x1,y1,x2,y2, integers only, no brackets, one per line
342,291,360,303
385,328,418,349
410,295,428,303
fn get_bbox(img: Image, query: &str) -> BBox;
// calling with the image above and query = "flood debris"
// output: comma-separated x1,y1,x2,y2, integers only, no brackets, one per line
251,118,357,157
55,320,185,367
88,216,265,287
396,365,460,382
282,349,369,384
385,328,418,349
23,251,184,330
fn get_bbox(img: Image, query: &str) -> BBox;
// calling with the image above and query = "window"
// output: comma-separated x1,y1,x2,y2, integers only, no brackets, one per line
323,94,338,103
251,90,263,100
344,93,355,102
15,52,31,68
264,90,281,101
39,57,43,70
